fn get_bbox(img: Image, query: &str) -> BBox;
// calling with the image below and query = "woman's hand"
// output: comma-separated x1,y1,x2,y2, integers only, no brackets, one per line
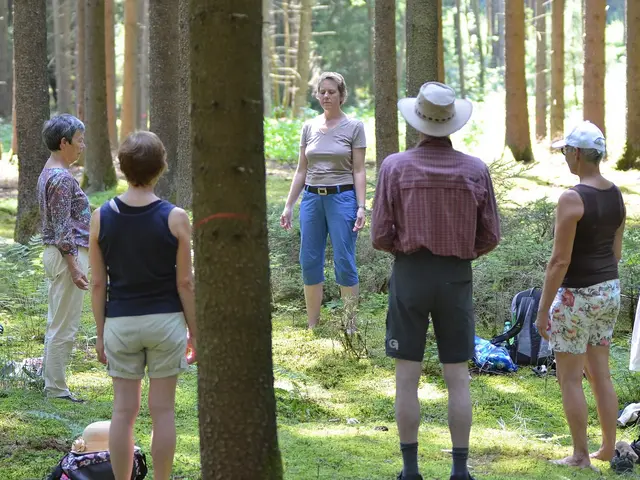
186,332,197,365
280,206,293,230
353,206,366,232
535,311,551,341
95,336,107,365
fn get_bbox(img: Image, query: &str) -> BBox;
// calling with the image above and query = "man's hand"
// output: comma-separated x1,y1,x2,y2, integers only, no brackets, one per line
71,266,89,290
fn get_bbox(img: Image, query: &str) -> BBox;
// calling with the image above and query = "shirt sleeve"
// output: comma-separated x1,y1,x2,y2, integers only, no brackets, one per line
475,166,501,257
47,173,78,256
352,120,367,149
299,122,309,148
371,160,396,253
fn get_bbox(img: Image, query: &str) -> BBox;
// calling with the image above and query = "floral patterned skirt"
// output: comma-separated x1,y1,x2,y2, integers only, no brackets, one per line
549,279,620,355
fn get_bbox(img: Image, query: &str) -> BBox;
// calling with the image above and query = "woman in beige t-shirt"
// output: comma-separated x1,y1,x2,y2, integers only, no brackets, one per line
280,72,367,331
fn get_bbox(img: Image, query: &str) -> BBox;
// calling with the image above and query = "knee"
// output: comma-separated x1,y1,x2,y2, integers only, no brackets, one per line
442,363,470,390
300,248,324,285
148,398,175,420
113,401,140,423
334,251,358,286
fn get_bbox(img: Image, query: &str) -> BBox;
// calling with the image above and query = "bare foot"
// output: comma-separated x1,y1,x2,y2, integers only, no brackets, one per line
308,319,319,329
590,448,614,461
550,455,592,469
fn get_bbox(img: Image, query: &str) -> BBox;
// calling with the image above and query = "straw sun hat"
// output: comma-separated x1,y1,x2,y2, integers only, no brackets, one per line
71,420,111,454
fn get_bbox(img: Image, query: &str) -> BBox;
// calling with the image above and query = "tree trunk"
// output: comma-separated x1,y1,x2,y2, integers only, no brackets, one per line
262,0,273,115
550,0,564,141
120,0,137,141
397,7,405,96
374,0,398,174
487,0,494,65
505,0,533,163
292,0,312,117
367,0,374,89
14,0,49,243
437,0,444,83
76,0,85,121
104,0,117,149
150,0,178,201
282,0,291,109
535,0,547,140
190,1,283,478
583,0,606,134
405,0,439,149
454,0,465,97
619,0,640,169
470,0,484,91
496,0,505,67
11,53,16,154
176,0,191,208
0,0,11,118
52,0,71,113
82,0,117,193
137,0,149,129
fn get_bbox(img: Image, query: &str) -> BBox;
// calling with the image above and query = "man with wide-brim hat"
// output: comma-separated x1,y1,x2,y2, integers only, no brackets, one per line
371,81,500,480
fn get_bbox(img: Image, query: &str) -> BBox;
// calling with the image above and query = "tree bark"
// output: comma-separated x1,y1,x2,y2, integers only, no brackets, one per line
150,0,178,201
496,0,505,67
190,1,283,478
76,0,85,121
374,0,398,174
454,0,465,97
550,0,564,141
487,0,494,66
0,0,11,118
104,0,117,149
120,0,137,141
52,0,71,113
292,0,312,117
619,0,640,169
470,0,484,91
583,0,606,135
505,0,533,162
14,0,49,243
405,0,439,149
137,0,149,129
437,0,444,83
176,0,191,208
82,0,117,193
535,0,547,140
11,52,16,154
262,0,273,115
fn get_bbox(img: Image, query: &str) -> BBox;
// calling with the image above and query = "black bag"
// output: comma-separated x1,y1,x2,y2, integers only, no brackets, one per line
491,288,554,366
47,448,147,480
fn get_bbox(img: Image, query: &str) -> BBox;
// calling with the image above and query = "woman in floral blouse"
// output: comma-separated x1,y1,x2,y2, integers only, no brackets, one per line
37,114,90,403
536,122,625,469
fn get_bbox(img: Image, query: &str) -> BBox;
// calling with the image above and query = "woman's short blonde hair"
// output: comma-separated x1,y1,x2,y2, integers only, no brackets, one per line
315,71,348,105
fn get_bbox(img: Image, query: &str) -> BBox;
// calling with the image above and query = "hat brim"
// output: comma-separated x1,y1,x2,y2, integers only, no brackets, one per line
551,139,567,149
398,97,473,137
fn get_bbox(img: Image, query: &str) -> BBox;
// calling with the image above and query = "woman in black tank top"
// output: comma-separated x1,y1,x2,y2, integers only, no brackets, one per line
536,121,626,469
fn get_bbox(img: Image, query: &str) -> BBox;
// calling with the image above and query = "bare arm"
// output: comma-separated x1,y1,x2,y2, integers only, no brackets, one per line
89,209,108,364
613,210,626,262
169,208,197,342
535,190,584,338
352,147,366,231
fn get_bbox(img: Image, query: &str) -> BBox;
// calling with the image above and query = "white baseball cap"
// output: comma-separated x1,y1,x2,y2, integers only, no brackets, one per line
551,120,606,153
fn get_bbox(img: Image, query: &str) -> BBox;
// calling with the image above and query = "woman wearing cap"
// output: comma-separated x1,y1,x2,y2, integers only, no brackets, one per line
89,131,196,479
280,71,367,331
536,121,625,468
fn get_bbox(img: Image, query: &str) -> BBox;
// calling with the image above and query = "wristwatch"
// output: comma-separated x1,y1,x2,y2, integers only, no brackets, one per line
358,204,366,211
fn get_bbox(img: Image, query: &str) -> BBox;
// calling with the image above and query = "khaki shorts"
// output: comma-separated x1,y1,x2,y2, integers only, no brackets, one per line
104,312,188,379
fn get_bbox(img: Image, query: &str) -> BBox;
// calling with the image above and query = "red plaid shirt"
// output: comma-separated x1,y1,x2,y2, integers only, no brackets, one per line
371,137,501,259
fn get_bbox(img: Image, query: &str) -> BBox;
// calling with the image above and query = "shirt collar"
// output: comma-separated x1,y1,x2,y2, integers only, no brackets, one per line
416,136,453,148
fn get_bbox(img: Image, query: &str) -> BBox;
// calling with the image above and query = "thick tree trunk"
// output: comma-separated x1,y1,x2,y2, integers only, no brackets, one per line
14,0,49,243
150,0,178,201
137,0,149,129
105,0,117,149
405,0,439,149
176,0,191,208
292,0,312,117
52,0,71,113
0,0,11,118
470,0,484,91
505,0,533,163
11,54,16,154
454,0,465,97
535,0,547,140
437,0,444,83
82,0,116,193
374,0,398,174
583,0,606,135
76,0,85,121
619,0,640,169
550,0,564,141
367,0,374,89
262,0,273,115
120,0,137,141
190,1,283,478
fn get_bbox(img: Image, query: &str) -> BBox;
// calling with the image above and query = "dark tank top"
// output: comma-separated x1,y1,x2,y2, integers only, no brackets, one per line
562,184,624,288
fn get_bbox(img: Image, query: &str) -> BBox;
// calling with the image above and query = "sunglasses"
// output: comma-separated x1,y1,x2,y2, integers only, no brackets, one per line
560,146,574,156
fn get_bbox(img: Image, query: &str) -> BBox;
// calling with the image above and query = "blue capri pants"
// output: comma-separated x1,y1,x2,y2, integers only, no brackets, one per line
299,187,359,287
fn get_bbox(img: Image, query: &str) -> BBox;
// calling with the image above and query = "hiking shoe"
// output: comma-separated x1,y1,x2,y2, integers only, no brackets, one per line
396,473,423,480
55,393,85,403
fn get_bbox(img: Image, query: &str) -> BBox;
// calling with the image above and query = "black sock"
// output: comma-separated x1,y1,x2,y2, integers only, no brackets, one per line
451,447,469,478
400,442,419,476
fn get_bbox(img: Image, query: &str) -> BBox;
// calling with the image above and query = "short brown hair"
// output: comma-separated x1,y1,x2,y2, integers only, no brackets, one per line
118,131,167,186
315,71,348,105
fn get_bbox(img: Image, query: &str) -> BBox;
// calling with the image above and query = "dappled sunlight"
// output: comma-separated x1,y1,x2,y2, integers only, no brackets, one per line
417,381,447,401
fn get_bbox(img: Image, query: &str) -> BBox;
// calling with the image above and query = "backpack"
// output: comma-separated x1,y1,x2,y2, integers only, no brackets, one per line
491,288,553,366
47,448,147,480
